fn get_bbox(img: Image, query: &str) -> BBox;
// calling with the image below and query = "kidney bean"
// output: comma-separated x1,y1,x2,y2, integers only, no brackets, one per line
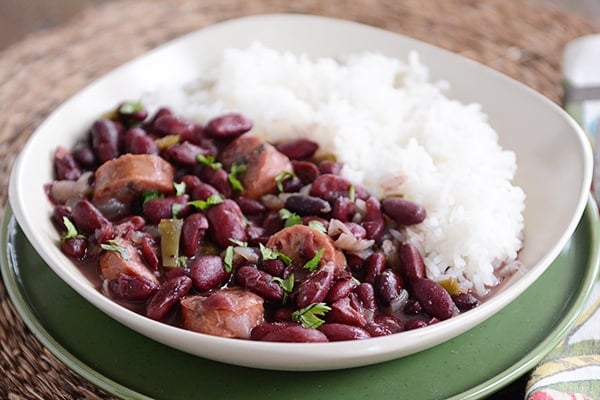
108,273,159,301
52,205,72,227
327,295,367,327
403,299,422,315
284,195,331,217
60,237,87,259
140,234,160,269
124,127,158,155
164,266,190,280
332,196,355,222
411,278,458,320
236,197,266,216
365,314,403,337
309,174,369,203
117,102,148,125
205,113,252,140
246,225,267,246
54,147,82,181
318,160,343,175
181,213,209,257
363,252,386,284
399,242,426,283
346,253,365,274
250,321,296,340
261,211,284,236
259,258,286,277
143,195,189,224
72,139,96,169
91,119,121,163
376,269,405,307
190,255,229,291
146,275,192,320
356,282,377,312
145,107,173,132
404,318,433,331
276,138,319,160
452,292,480,311
259,324,329,343
281,175,303,193
325,277,358,303
381,197,427,225
153,114,198,141
319,323,371,341
198,166,232,198
205,199,247,248
72,199,111,234
292,160,319,184
190,181,220,201
236,265,283,302
272,306,294,322
294,264,335,308
164,141,210,167
179,175,201,194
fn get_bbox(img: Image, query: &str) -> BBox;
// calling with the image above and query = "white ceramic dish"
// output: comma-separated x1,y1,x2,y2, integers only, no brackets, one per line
8,14,592,371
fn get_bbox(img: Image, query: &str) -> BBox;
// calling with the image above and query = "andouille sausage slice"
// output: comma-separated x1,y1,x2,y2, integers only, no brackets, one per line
266,224,347,272
99,238,159,285
219,136,293,199
180,287,265,339
93,154,175,212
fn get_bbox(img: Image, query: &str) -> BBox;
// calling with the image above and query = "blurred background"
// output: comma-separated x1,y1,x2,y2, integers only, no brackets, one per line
1,0,599,51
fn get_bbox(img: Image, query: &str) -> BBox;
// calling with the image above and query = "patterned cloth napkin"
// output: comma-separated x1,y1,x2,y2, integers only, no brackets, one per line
524,34,600,400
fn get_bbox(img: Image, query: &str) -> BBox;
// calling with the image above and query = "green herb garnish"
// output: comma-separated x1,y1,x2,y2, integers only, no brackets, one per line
348,184,356,202
197,154,222,170
61,217,83,242
259,243,292,266
307,220,327,234
303,248,325,272
223,246,235,273
174,181,186,196
100,239,130,260
291,302,331,329
274,171,296,192
272,273,295,304
228,161,247,192
279,208,302,227
142,190,164,206
188,194,224,211
119,100,144,114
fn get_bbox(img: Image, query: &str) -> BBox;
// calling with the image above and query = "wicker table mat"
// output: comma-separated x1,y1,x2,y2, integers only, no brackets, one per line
1,0,598,398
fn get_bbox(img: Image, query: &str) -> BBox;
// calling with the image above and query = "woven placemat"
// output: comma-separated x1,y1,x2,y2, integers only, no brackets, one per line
0,0,598,398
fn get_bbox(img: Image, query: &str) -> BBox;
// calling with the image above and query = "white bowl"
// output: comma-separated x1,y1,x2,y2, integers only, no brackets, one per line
8,14,592,371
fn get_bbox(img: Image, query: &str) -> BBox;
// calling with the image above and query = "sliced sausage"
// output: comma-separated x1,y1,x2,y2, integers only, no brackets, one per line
99,238,159,285
93,154,175,216
219,136,293,199
180,288,265,339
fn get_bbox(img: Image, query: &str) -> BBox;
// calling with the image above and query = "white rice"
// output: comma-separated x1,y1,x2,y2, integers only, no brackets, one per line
146,42,526,296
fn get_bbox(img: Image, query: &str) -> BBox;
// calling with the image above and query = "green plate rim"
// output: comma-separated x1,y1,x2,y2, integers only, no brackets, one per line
1,198,599,400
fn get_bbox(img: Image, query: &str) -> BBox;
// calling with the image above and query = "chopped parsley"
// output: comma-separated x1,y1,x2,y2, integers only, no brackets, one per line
274,171,296,192
142,190,164,206
188,194,224,211
223,246,235,273
197,154,222,170
303,248,325,272
100,239,130,260
118,100,144,114
291,302,331,329
279,208,302,227
259,243,292,266
272,273,295,304
60,217,83,242
348,184,356,202
228,161,247,192
229,238,248,247
174,181,186,196
307,220,327,234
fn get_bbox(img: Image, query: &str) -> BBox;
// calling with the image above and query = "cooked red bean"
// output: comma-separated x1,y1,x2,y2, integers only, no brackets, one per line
181,213,209,257
72,139,96,169
143,195,189,224
292,160,319,184
365,314,403,337
72,199,111,234
376,269,405,307
452,292,480,311
309,174,367,202
205,199,247,248
235,197,266,216
399,242,426,283
198,166,232,198
356,282,377,312
332,196,355,222
404,318,432,330
318,160,343,175
319,323,371,341
259,325,329,343
236,265,283,302
108,273,159,301
284,194,331,217
281,175,303,193
276,138,319,160
153,114,198,142
165,141,210,167
124,127,158,155
190,255,229,291
326,295,367,327
205,113,252,140
60,237,87,259
411,278,458,320
259,258,286,277
325,277,358,303
54,147,82,181
381,197,427,225
363,252,386,284
140,234,160,269
91,119,121,163
146,276,193,320
190,181,220,201
294,264,336,308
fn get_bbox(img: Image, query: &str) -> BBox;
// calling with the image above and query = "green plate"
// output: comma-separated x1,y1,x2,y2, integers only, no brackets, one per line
2,200,599,400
